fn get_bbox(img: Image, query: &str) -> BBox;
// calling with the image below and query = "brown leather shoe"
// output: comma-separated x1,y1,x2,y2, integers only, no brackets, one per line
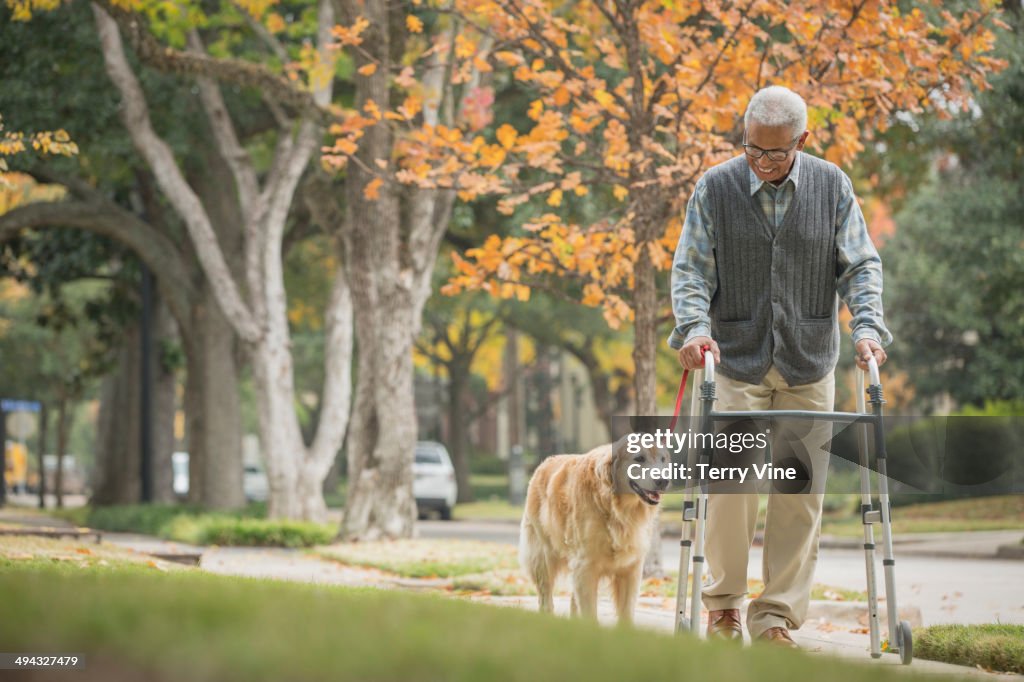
757,626,798,649
706,609,743,642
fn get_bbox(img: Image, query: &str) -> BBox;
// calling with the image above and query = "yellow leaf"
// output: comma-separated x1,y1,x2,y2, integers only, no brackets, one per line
496,124,517,150
594,89,614,108
547,189,562,207
364,177,383,200
613,185,628,201
406,15,423,33
358,63,378,76
265,12,285,34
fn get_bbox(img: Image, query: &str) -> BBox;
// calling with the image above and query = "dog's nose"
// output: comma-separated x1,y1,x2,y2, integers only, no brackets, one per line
656,478,670,491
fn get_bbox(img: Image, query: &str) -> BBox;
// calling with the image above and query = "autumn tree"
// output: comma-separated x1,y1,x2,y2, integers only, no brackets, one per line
315,0,1004,566
430,0,1006,417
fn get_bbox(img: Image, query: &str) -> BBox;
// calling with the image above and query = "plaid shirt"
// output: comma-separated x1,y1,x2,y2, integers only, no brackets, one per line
668,152,893,350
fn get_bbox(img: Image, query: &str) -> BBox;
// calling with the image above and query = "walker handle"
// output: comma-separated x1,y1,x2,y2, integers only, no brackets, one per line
703,347,715,383
867,354,881,387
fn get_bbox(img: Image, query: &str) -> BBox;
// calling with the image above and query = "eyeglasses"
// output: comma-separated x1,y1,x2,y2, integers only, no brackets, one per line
742,138,800,162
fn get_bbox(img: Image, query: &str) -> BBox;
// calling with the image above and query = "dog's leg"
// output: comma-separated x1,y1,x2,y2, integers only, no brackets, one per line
612,562,644,626
538,557,559,614
531,553,558,614
572,564,600,621
520,524,555,614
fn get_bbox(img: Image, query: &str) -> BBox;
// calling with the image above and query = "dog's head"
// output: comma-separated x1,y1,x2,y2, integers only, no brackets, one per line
609,435,671,506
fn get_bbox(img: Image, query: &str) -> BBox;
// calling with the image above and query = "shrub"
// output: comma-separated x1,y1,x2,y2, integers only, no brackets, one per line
164,516,336,548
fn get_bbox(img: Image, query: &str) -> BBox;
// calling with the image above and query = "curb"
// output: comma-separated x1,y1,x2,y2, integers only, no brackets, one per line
996,544,1024,560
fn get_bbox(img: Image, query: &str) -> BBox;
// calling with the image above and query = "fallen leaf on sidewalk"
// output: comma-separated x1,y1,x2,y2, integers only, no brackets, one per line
849,627,869,634
75,548,92,555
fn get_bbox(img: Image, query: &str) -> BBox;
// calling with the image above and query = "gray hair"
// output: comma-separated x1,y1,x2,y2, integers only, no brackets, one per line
744,86,808,138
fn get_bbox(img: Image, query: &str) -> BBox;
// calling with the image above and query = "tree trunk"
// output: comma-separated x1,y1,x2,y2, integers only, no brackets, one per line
92,325,142,505
54,396,69,508
183,289,244,510
339,289,418,539
151,298,178,503
633,244,663,577
446,363,474,503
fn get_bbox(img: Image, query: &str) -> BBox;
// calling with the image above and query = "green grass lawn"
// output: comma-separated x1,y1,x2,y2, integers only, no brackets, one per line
915,624,1024,674
821,495,1024,537
0,560,964,682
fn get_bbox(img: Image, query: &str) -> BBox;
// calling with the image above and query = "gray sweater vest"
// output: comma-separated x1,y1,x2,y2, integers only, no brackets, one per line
704,153,843,386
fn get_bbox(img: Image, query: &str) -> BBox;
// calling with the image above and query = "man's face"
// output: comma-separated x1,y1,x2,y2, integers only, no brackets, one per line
743,122,809,184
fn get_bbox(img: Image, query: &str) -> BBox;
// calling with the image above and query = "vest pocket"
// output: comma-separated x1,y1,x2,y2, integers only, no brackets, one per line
796,317,835,358
714,320,759,358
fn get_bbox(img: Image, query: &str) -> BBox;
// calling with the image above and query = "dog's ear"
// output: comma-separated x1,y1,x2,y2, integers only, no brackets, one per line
629,416,658,435
611,434,630,463
608,436,631,489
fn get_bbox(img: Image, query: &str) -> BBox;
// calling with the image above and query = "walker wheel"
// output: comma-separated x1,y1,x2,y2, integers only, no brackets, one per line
897,620,913,665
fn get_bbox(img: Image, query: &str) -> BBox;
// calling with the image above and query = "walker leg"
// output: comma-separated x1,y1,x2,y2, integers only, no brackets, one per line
856,370,883,658
868,377,911,664
675,492,695,633
675,370,701,634
689,373,716,635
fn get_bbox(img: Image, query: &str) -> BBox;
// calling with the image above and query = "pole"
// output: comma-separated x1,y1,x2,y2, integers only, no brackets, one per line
37,403,47,509
0,406,6,507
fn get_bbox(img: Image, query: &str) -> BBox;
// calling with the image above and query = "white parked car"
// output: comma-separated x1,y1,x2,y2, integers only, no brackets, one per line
414,441,458,520
171,451,269,503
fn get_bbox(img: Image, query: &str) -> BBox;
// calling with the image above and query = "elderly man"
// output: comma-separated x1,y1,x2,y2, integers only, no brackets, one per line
667,86,891,647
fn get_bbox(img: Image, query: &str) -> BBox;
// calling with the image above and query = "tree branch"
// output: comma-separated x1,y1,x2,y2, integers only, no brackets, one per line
92,2,262,344
0,200,195,331
90,0,332,123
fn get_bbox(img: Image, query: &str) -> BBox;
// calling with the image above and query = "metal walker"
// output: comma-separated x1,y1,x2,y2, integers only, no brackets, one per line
672,350,913,664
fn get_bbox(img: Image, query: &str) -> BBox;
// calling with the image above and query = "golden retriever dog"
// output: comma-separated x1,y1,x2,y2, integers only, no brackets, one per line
518,438,670,624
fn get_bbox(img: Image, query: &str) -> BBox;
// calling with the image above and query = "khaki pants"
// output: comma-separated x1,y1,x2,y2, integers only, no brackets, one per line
702,365,834,638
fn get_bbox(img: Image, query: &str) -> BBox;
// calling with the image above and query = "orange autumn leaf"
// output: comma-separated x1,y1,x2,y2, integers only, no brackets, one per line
364,177,384,200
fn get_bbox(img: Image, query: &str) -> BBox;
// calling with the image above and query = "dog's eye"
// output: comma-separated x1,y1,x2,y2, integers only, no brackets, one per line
633,456,645,463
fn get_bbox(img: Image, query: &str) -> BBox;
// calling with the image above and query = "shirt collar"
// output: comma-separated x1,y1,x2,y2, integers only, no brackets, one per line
748,151,802,196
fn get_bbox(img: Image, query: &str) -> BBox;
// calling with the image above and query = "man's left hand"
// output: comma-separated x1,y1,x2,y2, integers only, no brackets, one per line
855,338,887,371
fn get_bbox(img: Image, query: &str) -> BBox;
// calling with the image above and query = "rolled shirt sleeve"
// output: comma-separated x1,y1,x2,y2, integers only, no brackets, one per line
835,173,893,347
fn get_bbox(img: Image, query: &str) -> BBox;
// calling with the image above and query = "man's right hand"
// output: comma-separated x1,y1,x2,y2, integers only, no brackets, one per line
678,336,720,370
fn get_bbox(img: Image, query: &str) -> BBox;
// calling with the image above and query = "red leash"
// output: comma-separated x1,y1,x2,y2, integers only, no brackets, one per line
669,345,710,432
